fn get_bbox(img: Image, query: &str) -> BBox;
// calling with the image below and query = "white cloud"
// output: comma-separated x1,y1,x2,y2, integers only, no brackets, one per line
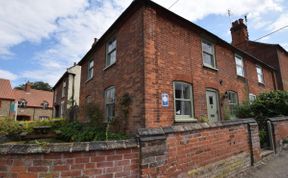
0,69,17,80
269,13,288,31
0,0,88,57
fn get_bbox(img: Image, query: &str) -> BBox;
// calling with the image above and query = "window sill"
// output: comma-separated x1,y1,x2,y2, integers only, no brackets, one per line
103,62,116,71
203,65,218,72
237,75,246,82
85,77,93,84
258,82,265,87
175,118,198,123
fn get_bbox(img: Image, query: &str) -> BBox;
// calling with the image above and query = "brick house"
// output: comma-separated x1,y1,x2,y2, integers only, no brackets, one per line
14,83,53,121
78,0,276,134
0,79,15,118
53,64,81,119
231,18,288,90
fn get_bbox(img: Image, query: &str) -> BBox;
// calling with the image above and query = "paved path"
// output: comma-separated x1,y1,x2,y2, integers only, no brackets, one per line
244,151,288,178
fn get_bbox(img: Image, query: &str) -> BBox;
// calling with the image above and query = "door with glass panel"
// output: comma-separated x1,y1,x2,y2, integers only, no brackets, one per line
206,89,219,122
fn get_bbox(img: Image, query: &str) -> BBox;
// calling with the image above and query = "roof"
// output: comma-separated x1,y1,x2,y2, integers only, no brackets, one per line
77,0,276,71
0,78,14,100
248,41,288,55
53,71,75,90
13,88,53,108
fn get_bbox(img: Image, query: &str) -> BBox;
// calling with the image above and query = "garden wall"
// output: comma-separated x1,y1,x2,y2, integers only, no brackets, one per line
0,119,262,178
268,116,288,153
0,140,139,178
138,119,261,178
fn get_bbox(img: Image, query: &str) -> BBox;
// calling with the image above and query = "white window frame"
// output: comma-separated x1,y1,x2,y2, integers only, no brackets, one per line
202,40,216,69
60,101,64,118
173,81,195,121
18,99,27,108
62,81,66,97
105,86,115,122
87,59,94,80
235,55,245,77
105,38,117,67
42,101,49,109
249,93,257,104
227,91,238,117
256,65,264,84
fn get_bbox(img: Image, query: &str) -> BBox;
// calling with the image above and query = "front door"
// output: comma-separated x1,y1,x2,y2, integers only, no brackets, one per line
206,90,219,122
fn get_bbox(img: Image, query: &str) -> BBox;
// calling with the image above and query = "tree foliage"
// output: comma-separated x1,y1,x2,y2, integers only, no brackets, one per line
15,81,52,91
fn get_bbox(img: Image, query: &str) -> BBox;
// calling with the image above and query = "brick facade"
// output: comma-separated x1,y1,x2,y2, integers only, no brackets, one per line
17,107,53,120
0,99,13,117
79,0,275,134
230,19,288,90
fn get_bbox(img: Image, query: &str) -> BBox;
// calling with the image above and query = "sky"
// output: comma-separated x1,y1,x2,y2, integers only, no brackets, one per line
0,0,288,87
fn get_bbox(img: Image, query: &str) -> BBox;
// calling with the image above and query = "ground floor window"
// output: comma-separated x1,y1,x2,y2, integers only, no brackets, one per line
227,91,238,117
105,86,115,122
173,81,194,121
249,93,257,103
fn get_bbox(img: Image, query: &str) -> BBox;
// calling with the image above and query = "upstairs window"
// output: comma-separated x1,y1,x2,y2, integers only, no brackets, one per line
62,81,66,97
105,86,115,122
87,59,94,80
202,40,216,68
235,55,244,77
227,91,238,117
106,38,117,67
256,66,264,83
173,81,194,121
18,99,27,108
41,101,49,109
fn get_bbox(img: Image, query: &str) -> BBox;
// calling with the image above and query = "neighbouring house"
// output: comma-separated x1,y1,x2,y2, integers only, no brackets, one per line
78,0,277,134
0,79,15,118
13,83,53,121
52,63,81,119
231,18,288,90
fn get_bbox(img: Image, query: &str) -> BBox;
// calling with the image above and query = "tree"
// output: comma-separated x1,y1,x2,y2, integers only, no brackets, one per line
15,81,52,91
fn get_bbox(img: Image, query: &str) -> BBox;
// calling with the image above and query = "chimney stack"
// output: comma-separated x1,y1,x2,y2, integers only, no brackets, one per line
92,38,98,47
230,18,249,47
25,82,32,92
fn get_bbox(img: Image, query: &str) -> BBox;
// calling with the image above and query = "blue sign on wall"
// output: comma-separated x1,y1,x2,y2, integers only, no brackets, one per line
162,93,169,107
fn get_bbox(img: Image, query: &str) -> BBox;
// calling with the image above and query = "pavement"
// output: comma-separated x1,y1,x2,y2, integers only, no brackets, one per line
244,150,288,178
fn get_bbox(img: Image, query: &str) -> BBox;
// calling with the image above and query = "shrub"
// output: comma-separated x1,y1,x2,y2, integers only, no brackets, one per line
19,118,65,133
251,90,288,117
57,121,128,142
0,118,22,136
235,102,254,118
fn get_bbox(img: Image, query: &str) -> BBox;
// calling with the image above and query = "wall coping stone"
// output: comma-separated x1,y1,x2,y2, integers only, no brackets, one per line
268,116,288,122
137,118,256,137
0,139,138,155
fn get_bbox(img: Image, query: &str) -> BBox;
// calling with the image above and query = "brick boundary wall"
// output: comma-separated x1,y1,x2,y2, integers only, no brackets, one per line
0,119,262,178
0,140,139,178
268,116,288,153
137,119,261,178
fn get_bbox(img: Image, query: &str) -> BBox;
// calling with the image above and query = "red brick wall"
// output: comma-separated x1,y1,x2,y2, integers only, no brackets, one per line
138,120,261,177
143,6,275,128
79,7,145,134
277,50,288,90
270,117,288,152
0,148,139,178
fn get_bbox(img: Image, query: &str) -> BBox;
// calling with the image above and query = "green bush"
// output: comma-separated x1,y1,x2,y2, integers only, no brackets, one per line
251,90,288,117
57,122,128,142
235,102,254,118
0,118,22,136
235,90,288,147
19,118,65,133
